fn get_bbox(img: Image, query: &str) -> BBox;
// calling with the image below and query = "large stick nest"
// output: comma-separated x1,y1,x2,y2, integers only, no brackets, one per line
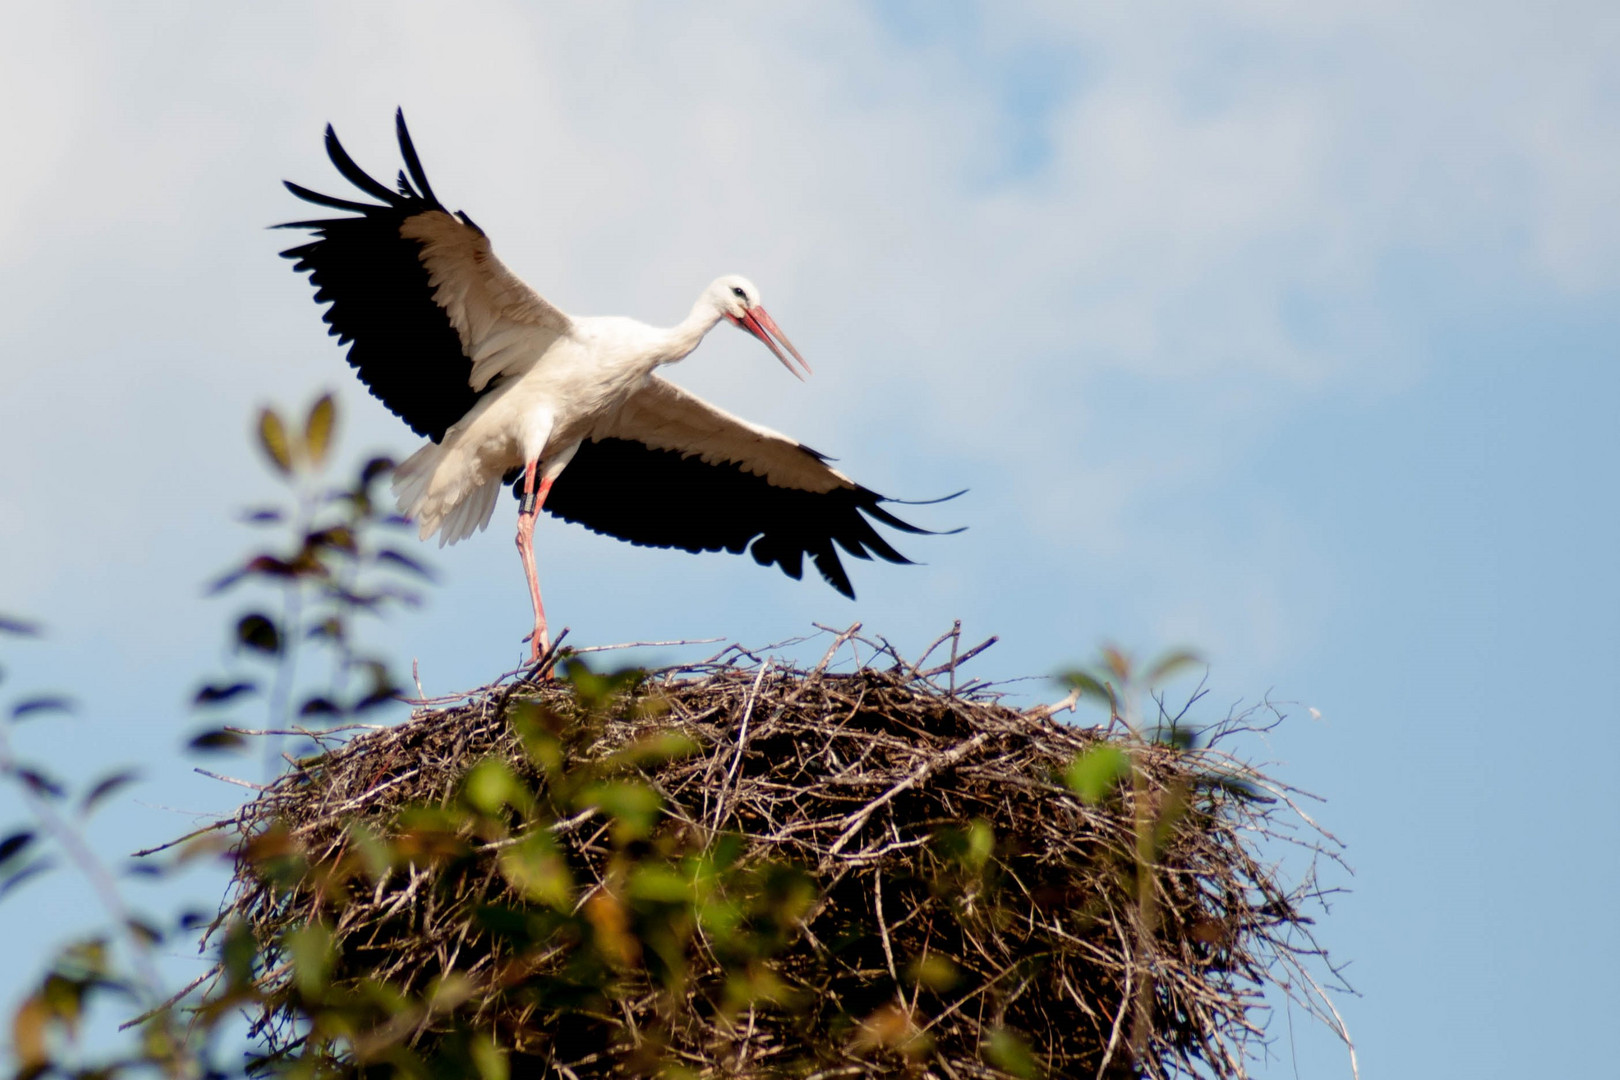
218,632,1347,1078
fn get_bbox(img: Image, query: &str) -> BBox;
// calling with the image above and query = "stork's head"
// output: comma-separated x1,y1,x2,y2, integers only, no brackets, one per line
709,274,812,380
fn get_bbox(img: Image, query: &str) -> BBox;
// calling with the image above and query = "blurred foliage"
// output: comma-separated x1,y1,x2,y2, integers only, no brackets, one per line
196,394,426,760
1056,646,1266,1067
0,396,444,1079
0,397,1304,1079
0,398,875,1078
223,673,827,1077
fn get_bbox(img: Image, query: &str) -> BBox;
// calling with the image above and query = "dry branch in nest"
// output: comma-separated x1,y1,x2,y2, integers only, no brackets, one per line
213,629,1349,1078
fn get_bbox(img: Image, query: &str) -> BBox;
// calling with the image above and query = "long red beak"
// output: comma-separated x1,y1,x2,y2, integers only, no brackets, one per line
727,306,813,380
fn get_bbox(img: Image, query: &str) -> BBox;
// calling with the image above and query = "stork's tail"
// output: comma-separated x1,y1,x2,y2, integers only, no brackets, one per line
392,442,503,547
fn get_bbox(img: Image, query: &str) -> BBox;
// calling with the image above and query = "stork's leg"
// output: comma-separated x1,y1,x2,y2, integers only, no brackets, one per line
515,459,556,664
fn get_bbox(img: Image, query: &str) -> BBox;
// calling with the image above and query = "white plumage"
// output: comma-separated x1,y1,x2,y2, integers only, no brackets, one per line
280,111,946,664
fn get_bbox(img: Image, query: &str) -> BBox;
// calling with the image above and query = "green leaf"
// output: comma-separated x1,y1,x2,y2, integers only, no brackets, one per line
497,832,573,909
1100,645,1132,683
561,660,644,714
626,864,693,904
984,1028,1039,1078
1064,745,1131,804
286,920,335,998
963,819,994,870
1058,669,1114,708
345,821,395,881
462,758,531,817
934,820,995,872
303,394,336,467
126,917,164,948
469,1032,509,1080
579,781,662,841
220,918,258,990
1143,648,1203,686
909,954,959,992
257,407,294,474
601,731,701,771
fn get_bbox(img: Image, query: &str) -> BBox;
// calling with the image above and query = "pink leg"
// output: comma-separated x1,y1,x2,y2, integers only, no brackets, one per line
515,460,556,664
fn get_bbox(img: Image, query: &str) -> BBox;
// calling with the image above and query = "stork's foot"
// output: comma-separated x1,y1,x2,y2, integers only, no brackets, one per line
523,627,552,666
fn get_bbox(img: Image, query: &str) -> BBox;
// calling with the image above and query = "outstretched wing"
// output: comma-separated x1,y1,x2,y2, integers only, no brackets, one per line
520,376,952,597
278,109,570,442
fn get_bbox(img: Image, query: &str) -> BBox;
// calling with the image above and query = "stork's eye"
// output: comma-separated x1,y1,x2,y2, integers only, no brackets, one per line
731,286,748,300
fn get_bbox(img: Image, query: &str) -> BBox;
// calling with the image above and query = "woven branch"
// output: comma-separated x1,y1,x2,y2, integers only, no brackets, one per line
216,632,1350,1079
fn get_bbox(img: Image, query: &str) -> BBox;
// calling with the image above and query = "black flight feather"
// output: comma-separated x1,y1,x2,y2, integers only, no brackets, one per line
279,115,483,443
282,111,959,598
506,439,955,599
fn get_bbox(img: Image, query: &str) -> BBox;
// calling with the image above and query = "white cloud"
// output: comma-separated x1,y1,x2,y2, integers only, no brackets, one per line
0,0,1614,660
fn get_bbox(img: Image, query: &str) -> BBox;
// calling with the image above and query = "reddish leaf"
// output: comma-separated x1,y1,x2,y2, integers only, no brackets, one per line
11,696,74,721
377,549,434,579
0,830,34,866
0,858,54,901
194,681,257,706
236,614,281,655
0,615,40,637
189,729,247,753
79,769,141,816
14,767,65,798
361,456,395,485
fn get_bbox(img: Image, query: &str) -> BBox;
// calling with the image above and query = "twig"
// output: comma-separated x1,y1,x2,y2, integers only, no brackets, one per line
825,731,991,860
711,660,771,830
193,767,268,791
132,816,238,858
118,966,217,1031
570,637,725,655
874,870,899,987
813,624,863,674
208,624,1349,1077
918,635,998,679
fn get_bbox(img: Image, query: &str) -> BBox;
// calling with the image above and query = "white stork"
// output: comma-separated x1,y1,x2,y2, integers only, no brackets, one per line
279,111,949,663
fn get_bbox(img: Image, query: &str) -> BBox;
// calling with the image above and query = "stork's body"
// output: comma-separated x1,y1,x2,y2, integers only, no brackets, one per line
281,111,944,662
394,310,714,546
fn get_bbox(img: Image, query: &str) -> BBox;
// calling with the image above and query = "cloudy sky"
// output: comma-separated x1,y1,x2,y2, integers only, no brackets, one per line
1,2,1616,1075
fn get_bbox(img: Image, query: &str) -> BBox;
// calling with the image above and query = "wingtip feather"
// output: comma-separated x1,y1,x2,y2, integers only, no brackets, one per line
324,123,404,206
394,108,441,208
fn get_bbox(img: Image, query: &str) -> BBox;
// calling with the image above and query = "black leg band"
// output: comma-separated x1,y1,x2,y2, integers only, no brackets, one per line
520,489,538,515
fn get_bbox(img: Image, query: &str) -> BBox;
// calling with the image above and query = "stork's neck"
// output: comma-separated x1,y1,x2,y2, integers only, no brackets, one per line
653,299,727,366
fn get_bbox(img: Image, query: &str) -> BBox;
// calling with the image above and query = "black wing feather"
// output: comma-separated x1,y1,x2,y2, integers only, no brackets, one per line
279,113,482,443
395,108,440,205
510,438,953,599
321,124,405,206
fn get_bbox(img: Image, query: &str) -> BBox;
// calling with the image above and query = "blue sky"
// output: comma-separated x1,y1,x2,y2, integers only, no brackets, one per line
1,2,1616,1075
